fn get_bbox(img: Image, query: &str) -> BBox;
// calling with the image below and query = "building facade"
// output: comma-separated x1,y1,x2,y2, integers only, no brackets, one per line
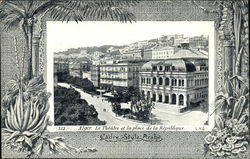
100,60,146,91
189,35,208,48
151,46,175,59
143,49,153,60
54,61,69,86
122,49,143,59
90,65,100,87
54,61,69,73
139,55,208,112
80,61,92,79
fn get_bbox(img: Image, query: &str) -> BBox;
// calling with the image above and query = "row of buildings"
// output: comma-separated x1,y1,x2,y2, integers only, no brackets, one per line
119,35,208,60
121,46,179,60
54,43,208,112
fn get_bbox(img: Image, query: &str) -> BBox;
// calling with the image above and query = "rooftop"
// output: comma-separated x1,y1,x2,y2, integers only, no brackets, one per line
141,59,199,72
169,49,208,59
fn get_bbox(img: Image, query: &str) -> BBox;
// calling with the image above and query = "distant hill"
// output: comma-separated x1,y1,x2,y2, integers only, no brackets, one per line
55,45,127,55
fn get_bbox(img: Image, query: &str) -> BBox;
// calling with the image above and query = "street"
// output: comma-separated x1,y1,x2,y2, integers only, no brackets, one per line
58,83,208,126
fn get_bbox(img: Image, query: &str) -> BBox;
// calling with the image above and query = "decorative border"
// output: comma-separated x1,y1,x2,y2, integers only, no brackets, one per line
1,0,248,158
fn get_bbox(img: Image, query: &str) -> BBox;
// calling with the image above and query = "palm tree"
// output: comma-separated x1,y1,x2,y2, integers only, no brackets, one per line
0,0,139,79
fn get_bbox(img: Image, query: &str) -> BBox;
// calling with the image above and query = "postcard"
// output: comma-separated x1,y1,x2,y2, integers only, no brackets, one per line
1,0,249,158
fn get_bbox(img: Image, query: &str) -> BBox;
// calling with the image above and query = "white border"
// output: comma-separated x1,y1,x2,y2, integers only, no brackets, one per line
47,21,215,132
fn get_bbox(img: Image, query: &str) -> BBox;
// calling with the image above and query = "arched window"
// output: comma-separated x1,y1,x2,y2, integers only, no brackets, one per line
171,94,176,104
165,78,169,86
147,91,150,100
159,77,163,85
158,94,162,102
179,94,184,105
182,80,184,86
152,94,156,102
159,66,163,71
153,77,157,85
165,95,169,103
141,90,145,99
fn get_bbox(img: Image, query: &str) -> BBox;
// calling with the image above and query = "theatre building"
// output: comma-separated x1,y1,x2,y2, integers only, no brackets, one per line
139,50,208,112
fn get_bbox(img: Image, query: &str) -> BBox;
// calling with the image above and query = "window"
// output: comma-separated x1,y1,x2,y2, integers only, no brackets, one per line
153,77,157,85
165,95,169,103
172,79,177,86
182,80,184,86
179,79,181,86
165,78,169,86
147,78,151,84
152,94,156,102
165,66,170,71
159,66,163,71
147,91,150,100
172,66,175,71
141,91,145,98
179,94,184,105
158,94,162,102
153,66,157,71
171,94,176,104
159,77,163,85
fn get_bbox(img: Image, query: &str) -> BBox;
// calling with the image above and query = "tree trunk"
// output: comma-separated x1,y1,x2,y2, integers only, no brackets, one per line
27,24,33,80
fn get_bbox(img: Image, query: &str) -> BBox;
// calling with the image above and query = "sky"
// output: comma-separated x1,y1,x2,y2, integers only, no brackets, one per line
47,21,214,54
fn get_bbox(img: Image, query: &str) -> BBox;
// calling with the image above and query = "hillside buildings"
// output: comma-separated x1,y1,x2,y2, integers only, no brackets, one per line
54,34,209,113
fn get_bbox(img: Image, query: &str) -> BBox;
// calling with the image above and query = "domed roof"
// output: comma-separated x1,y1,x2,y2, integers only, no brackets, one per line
141,61,160,70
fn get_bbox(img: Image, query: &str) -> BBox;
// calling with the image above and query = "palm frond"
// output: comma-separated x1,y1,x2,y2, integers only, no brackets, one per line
43,0,138,23
1,0,26,17
0,1,25,31
79,0,138,23
1,13,22,31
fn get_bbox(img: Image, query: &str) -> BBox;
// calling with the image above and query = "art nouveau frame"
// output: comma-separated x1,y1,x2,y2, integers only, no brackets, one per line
33,2,220,131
